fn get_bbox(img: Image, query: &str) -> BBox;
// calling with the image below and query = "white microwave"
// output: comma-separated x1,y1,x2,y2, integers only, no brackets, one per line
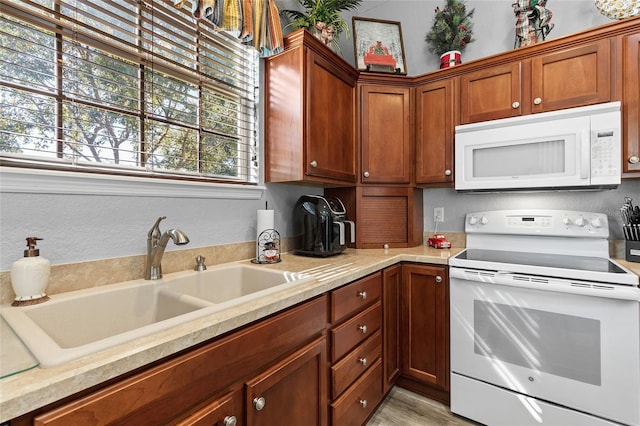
455,102,621,191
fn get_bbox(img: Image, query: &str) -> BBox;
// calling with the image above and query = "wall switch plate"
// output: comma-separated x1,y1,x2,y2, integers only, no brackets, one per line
434,207,444,222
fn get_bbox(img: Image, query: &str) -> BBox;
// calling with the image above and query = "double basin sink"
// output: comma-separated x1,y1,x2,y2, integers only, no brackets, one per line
1,264,314,368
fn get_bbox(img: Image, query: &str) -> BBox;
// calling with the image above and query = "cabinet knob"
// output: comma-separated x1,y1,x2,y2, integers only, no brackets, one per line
253,396,266,411
309,160,318,167
629,155,640,164
363,171,370,178
444,169,452,176
383,244,389,249
358,291,367,300
358,324,368,334
359,399,368,408
224,416,237,426
435,275,443,283
359,357,368,366
512,101,520,109
533,97,542,105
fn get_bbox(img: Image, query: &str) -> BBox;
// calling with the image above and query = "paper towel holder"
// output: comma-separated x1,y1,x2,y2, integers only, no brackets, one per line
251,229,281,264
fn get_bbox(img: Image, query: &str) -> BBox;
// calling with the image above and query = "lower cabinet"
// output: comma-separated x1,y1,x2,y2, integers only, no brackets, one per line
245,337,327,426
31,296,328,426
398,263,450,404
329,272,384,425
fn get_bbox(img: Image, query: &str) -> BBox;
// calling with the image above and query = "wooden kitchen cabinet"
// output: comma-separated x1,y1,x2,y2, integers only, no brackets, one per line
32,296,328,426
174,389,243,426
265,29,357,185
329,272,384,424
398,263,450,404
245,337,327,426
460,39,611,124
359,83,412,184
325,186,423,249
382,264,401,394
415,78,455,185
623,32,640,173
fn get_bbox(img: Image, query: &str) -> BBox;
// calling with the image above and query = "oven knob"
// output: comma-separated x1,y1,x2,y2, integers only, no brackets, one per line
575,216,587,227
468,216,478,225
480,216,489,225
562,217,572,226
590,217,603,228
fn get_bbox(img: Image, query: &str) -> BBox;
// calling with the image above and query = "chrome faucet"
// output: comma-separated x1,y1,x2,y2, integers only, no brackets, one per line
145,216,190,280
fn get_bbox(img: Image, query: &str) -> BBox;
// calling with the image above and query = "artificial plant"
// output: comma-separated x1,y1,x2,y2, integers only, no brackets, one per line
425,0,475,56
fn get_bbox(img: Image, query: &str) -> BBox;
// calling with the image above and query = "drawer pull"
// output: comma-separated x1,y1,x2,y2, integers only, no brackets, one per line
359,357,367,366
359,399,368,408
253,396,266,411
224,416,237,426
310,160,318,167
358,324,367,334
358,291,367,300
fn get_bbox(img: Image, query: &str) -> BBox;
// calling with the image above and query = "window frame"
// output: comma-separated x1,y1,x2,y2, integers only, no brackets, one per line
0,0,261,195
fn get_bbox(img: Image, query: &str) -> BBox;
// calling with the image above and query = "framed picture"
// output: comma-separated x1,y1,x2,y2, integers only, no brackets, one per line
352,17,407,75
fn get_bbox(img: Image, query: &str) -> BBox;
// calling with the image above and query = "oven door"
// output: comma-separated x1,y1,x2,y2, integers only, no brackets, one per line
450,268,640,426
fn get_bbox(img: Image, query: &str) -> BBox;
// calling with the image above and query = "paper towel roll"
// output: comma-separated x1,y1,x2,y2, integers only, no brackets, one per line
257,209,274,240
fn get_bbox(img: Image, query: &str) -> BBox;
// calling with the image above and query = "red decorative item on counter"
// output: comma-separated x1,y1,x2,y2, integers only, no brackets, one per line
440,50,461,68
428,234,451,249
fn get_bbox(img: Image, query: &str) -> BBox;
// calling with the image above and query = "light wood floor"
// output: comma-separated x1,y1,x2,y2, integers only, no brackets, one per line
367,387,480,426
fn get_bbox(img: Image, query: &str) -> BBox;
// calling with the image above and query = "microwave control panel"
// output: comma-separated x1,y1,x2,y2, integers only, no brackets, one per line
591,129,620,179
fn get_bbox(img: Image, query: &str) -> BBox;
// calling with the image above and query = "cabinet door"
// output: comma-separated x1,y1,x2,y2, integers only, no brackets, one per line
175,390,243,426
306,50,357,182
245,337,327,426
623,33,640,173
360,84,412,184
382,264,401,394
415,79,455,184
400,264,449,396
355,186,423,249
531,39,611,113
460,62,522,124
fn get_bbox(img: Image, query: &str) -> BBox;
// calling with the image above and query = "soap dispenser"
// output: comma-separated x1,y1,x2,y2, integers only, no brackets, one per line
10,237,51,306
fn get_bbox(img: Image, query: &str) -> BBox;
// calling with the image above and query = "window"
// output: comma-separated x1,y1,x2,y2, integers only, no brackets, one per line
0,0,259,184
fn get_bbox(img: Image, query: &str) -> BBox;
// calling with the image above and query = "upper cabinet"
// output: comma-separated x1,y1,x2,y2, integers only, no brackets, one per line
265,30,358,185
623,32,640,173
460,39,611,124
359,83,412,185
415,78,455,185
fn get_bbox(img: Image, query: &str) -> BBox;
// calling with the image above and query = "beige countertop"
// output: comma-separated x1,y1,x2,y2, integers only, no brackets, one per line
0,246,458,422
1,246,638,422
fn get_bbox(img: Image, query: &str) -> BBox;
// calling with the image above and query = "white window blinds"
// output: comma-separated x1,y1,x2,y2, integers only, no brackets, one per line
0,0,259,183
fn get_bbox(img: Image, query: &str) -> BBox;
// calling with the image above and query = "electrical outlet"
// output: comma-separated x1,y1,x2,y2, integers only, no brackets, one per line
434,207,444,223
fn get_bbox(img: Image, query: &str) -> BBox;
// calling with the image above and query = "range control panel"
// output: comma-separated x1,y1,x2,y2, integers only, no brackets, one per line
465,209,609,238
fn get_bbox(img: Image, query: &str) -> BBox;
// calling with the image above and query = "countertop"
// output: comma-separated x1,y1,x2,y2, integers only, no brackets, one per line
1,246,638,422
0,246,457,422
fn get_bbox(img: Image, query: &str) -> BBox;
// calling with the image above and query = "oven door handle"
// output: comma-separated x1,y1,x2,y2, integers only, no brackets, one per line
450,267,640,301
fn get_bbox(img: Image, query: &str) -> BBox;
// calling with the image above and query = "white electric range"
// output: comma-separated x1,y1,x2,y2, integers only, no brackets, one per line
449,209,640,426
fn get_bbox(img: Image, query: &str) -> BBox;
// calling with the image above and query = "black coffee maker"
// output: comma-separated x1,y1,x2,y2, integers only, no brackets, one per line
293,195,355,257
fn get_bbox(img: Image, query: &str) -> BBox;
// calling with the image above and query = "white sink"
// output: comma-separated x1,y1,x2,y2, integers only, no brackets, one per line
1,264,313,368
161,263,313,305
0,281,212,367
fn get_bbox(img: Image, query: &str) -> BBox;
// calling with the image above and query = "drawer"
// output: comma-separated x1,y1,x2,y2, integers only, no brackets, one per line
331,302,381,361
331,358,383,426
331,272,382,323
331,331,381,399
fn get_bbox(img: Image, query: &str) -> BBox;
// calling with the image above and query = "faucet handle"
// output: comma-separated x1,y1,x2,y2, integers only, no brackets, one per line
194,255,207,271
148,216,167,238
